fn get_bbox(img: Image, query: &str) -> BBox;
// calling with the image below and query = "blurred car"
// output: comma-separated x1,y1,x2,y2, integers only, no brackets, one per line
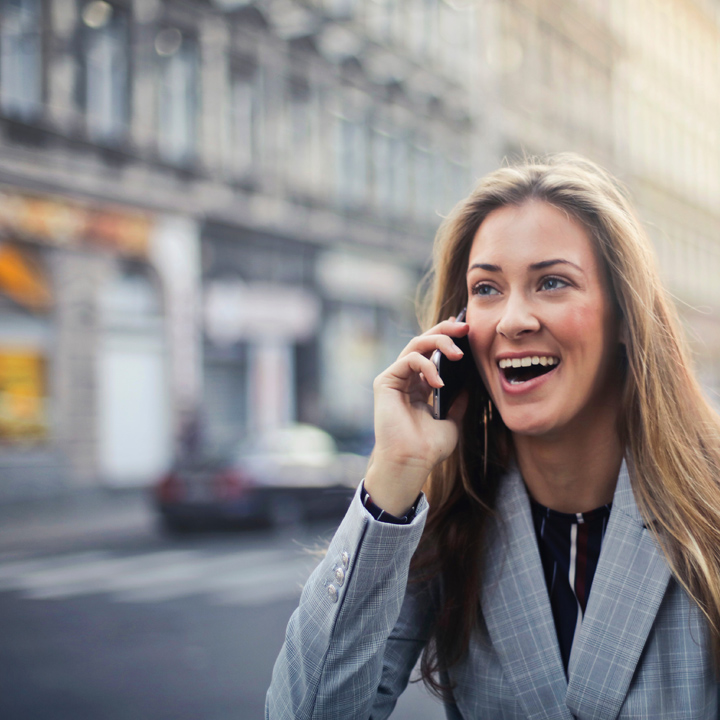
153,424,368,532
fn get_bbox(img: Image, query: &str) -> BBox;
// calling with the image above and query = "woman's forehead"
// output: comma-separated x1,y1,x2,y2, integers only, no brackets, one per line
469,201,597,269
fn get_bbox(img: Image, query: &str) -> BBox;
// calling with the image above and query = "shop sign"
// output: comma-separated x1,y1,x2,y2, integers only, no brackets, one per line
204,280,320,345
0,349,48,444
316,251,415,306
0,243,52,312
0,188,151,258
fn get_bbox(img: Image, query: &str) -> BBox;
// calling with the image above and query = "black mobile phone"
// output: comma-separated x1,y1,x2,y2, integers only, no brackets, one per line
431,308,475,420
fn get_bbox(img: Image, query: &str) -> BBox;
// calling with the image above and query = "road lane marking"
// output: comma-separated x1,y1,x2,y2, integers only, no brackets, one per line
0,546,319,606
0,552,112,588
15,551,200,599
116,557,312,603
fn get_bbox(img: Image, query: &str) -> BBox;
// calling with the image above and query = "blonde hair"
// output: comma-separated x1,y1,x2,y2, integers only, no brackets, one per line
413,153,720,692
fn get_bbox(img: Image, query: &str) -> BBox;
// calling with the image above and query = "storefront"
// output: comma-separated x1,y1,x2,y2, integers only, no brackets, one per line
96,262,171,487
200,225,421,451
315,250,418,438
201,225,320,449
0,242,52,447
0,187,176,496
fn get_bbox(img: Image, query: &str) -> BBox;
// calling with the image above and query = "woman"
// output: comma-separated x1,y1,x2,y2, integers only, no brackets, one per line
266,154,720,719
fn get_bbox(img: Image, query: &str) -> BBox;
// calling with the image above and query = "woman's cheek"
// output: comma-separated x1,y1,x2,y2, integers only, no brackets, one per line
550,303,594,335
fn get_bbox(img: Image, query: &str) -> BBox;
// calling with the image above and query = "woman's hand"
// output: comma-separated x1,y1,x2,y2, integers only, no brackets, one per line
364,318,470,516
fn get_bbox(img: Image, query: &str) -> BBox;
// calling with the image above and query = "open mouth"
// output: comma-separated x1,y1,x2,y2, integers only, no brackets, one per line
498,356,559,385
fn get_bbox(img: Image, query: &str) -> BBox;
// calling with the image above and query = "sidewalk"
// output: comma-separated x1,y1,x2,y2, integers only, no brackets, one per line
0,487,157,555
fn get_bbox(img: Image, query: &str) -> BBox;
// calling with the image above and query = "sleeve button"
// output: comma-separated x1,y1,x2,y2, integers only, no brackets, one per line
327,584,338,603
341,551,350,568
334,567,345,586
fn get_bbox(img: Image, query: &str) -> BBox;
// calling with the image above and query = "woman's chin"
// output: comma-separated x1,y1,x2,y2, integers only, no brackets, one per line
507,425,555,439
500,411,559,439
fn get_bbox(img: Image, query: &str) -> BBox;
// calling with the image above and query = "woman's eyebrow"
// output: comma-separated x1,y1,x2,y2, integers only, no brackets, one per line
529,259,583,272
467,259,583,274
467,263,501,274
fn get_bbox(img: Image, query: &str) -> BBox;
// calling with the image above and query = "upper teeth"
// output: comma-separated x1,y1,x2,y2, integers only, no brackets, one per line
498,356,559,369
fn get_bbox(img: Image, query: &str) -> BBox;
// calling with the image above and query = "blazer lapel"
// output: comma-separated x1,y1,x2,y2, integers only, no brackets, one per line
482,467,573,720
565,460,672,720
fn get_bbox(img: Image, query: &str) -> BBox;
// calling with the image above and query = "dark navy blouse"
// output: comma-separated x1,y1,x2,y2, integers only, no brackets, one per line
530,498,612,674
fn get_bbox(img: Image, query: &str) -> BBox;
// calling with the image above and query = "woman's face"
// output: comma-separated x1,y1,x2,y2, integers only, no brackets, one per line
465,200,622,439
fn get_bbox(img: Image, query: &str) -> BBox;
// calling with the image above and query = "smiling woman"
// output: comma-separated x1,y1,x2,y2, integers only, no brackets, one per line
266,155,720,719
464,201,625,510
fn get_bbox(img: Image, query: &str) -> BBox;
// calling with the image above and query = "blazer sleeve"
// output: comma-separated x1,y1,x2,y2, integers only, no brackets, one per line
266,482,434,720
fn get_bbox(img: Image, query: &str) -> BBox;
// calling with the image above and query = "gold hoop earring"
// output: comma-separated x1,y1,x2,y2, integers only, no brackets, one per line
483,398,493,479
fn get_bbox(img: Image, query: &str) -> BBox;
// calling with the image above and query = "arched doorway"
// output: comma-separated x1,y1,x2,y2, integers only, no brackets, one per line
96,263,171,487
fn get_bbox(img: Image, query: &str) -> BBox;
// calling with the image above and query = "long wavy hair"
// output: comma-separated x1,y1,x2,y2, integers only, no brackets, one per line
411,153,720,696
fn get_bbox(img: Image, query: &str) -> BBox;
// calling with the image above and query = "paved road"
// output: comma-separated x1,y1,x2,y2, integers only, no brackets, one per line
0,502,444,719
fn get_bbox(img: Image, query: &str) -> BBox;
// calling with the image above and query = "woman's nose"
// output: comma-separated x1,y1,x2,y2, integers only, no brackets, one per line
496,296,541,339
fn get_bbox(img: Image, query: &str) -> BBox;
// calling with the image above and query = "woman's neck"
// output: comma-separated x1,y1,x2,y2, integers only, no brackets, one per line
513,423,624,514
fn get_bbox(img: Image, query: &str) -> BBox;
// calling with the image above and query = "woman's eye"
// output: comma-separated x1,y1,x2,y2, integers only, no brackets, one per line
540,277,568,291
472,283,498,296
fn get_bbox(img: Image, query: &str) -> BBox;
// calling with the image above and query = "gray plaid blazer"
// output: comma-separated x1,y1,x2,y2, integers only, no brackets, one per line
267,463,717,719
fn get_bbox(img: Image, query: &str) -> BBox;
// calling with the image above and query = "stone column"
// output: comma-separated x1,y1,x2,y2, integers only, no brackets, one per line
148,214,203,447
53,250,111,487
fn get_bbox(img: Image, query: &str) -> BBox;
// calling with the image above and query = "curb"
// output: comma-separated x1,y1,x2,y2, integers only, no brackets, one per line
0,488,157,554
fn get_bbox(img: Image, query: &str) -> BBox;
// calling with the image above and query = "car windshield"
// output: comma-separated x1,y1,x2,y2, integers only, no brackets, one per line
236,425,336,459
176,437,238,467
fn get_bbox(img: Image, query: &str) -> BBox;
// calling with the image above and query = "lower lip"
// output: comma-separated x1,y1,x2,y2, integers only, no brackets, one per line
498,364,560,396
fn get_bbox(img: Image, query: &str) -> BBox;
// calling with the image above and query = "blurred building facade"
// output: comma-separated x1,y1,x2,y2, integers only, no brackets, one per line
1,0,718,500
476,0,720,393
0,0,476,497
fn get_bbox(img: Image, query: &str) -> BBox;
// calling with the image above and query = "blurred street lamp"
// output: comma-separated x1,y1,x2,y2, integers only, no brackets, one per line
81,1,113,29
155,28,183,57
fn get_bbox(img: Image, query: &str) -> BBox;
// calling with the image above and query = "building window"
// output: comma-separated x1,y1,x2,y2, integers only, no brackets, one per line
335,114,366,207
390,134,408,216
325,0,357,20
407,0,435,57
365,0,393,45
80,1,129,143
156,28,198,165
286,76,318,193
446,155,469,211
226,64,259,178
371,127,392,212
0,0,43,120
412,142,433,221
370,127,409,217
